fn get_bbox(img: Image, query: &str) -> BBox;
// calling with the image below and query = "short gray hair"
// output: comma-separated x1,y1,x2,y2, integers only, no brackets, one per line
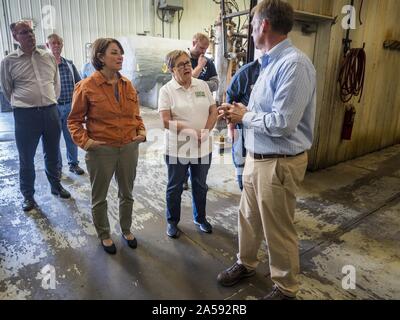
47,33,63,43
165,50,190,71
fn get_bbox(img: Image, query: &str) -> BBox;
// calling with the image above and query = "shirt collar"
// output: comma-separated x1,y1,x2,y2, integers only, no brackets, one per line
59,57,68,65
266,38,292,62
16,46,46,57
171,77,196,90
92,70,129,86
260,55,269,70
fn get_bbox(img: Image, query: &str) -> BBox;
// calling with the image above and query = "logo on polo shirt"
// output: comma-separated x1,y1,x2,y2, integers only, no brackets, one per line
195,91,206,98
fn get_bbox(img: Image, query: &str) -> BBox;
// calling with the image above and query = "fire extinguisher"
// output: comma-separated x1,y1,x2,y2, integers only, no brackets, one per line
341,105,356,140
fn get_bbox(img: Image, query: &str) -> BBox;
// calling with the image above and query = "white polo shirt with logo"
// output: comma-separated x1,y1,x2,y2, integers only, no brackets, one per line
158,77,216,159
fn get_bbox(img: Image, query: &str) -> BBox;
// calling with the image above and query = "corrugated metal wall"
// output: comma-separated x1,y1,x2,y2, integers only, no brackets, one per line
0,2,7,59
0,0,227,71
0,0,155,71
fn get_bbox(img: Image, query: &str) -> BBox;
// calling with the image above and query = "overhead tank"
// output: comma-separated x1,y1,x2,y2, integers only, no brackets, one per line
118,36,191,109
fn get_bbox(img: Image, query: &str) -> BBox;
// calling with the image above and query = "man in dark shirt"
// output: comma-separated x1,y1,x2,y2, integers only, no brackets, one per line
46,33,84,176
189,33,219,93
184,33,219,190
226,58,261,190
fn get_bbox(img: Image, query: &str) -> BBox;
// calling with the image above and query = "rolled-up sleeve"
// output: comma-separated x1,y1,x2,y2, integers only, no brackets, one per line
0,59,12,103
68,82,92,150
206,75,219,92
50,56,61,99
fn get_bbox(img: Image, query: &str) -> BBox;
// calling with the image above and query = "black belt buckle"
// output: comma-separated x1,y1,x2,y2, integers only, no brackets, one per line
251,152,278,159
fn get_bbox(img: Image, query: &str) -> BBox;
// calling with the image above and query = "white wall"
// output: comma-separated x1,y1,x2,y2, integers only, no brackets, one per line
154,0,221,40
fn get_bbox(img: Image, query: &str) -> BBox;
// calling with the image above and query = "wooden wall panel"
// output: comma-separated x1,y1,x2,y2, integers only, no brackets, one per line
311,0,400,169
286,0,334,16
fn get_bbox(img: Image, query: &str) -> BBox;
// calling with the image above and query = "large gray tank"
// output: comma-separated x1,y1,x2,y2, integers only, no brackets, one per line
118,36,191,109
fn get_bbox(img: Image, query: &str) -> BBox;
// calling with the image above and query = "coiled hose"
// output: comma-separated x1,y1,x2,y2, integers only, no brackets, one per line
337,48,366,103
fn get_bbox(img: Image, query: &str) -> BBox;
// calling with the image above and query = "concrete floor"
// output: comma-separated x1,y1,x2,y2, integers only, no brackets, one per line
0,108,399,300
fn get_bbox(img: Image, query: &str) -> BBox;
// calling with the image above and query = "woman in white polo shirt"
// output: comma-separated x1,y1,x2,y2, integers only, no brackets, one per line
158,50,218,239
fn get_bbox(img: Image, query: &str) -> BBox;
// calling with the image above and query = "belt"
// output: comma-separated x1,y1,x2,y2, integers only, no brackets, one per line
250,151,305,160
15,104,56,110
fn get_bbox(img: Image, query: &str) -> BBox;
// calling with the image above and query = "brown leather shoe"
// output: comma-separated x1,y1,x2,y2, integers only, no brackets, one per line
217,262,255,287
261,285,296,300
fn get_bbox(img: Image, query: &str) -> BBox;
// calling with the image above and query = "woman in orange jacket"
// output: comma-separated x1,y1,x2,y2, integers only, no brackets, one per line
68,38,146,254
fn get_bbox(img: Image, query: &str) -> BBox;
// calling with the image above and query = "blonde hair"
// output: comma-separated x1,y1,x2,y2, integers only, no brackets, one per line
192,33,209,44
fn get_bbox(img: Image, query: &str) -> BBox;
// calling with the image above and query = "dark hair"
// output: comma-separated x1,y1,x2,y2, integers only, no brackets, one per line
10,20,31,34
165,50,190,71
251,0,294,35
91,38,124,71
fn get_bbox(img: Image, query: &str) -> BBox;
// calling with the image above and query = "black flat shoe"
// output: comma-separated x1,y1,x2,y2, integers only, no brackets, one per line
101,240,117,254
122,234,137,249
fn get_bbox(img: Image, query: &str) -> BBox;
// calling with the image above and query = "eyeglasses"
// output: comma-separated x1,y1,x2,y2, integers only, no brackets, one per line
175,61,191,70
16,28,33,36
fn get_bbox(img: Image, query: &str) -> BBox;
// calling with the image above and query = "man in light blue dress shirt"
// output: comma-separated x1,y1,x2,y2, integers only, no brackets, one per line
217,0,316,300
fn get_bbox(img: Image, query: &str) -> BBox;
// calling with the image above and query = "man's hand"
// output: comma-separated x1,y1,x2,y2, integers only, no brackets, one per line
132,135,146,143
88,140,107,150
217,102,248,125
217,103,230,122
198,54,207,69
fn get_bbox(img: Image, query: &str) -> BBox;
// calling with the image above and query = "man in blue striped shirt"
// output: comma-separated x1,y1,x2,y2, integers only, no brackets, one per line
217,0,316,300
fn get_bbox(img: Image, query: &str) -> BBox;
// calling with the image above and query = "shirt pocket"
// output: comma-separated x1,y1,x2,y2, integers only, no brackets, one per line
125,93,140,127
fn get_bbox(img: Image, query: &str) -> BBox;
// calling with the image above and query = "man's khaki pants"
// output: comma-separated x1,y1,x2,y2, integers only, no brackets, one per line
85,142,139,240
237,152,308,297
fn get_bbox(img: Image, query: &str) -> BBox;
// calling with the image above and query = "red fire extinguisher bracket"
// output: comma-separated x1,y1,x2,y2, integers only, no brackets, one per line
341,105,356,140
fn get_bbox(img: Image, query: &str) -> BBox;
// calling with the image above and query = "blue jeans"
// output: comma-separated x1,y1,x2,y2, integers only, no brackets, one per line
57,102,78,169
165,154,212,225
13,105,62,199
232,123,246,191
